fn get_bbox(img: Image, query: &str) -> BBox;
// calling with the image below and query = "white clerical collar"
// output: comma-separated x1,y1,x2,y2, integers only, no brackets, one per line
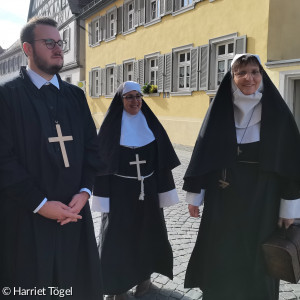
120,110,155,147
26,66,60,90
231,79,263,128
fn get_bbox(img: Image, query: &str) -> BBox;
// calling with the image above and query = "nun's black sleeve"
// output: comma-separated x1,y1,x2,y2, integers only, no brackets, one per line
156,168,176,193
93,175,110,198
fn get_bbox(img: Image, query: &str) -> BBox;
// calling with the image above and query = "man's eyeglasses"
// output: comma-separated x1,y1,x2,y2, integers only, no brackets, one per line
32,39,66,50
123,95,143,101
234,70,261,78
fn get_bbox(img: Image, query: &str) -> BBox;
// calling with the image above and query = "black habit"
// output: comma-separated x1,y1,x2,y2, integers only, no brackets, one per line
183,71,300,300
93,86,180,295
0,67,103,300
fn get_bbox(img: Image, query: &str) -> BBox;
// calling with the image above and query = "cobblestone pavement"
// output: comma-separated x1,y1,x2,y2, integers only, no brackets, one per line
92,144,300,300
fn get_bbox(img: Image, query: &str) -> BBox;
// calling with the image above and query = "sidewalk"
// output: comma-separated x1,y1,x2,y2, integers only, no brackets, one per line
92,144,300,300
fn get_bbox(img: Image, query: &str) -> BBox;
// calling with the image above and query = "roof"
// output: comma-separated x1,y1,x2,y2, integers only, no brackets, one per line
68,0,94,14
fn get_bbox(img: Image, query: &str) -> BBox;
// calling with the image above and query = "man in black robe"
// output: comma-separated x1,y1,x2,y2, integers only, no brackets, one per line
0,17,103,299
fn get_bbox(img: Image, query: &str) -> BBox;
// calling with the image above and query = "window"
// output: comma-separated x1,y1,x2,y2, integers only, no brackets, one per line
90,69,101,97
107,67,114,95
150,0,160,20
124,62,134,81
95,20,100,43
215,42,234,86
149,58,158,85
208,34,246,90
106,8,117,40
63,28,70,52
180,0,192,8
178,51,191,90
128,2,134,30
89,18,102,46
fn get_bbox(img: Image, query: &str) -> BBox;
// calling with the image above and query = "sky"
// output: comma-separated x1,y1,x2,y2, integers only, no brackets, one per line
0,0,31,49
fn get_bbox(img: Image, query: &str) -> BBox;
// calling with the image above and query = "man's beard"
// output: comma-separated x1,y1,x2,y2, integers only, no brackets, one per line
33,47,63,75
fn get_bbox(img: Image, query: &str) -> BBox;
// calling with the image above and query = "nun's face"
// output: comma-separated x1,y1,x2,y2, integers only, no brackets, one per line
122,90,142,115
233,63,262,95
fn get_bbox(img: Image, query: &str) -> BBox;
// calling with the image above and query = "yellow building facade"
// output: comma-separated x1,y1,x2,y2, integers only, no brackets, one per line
79,0,300,145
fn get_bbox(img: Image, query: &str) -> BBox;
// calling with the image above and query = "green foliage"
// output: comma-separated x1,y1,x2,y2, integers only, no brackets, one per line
142,83,158,94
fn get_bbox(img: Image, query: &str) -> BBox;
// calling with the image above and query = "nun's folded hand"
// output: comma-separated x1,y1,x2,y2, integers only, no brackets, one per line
188,204,200,218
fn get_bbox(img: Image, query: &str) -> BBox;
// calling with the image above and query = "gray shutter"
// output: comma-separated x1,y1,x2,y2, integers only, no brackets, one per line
190,47,198,91
117,64,123,87
235,35,247,54
124,4,129,32
89,71,92,96
101,68,106,96
172,52,177,92
199,44,209,90
160,0,165,16
88,23,92,46
144,58,149,85
165,53,172,92
174,0,180,12
114,66,118,92
100,16,106,41
134,61,139,82
138,59,144,85
139,0,145,25
157,54,164,92
113,9,117,36
106,13,110,39
165,0,173,14
117,6,123,34
98,68,102,96
134,0,139,27
145,0,151,23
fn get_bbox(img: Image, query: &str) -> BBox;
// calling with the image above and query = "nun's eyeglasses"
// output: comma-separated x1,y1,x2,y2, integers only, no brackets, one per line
234,70,261,78
123,95,143,101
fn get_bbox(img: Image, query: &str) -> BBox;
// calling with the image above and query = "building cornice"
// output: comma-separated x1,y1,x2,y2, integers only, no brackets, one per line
79,0,116,19
265,59,300,69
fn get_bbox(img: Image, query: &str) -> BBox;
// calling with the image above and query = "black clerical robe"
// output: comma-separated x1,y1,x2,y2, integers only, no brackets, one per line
184,143,300,300
93,141,174,295
0,68,103,300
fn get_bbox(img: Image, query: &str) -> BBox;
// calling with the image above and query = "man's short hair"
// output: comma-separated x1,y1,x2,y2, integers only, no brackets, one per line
20,17,58,45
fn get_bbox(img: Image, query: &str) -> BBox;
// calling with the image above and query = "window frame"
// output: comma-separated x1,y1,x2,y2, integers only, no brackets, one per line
90,68,101,98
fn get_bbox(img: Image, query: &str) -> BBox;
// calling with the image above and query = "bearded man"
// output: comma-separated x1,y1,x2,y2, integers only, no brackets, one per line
0,17,103,300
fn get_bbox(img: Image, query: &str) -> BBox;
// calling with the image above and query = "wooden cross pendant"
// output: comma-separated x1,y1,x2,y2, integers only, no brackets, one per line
48,123,73,168
130,154,146,180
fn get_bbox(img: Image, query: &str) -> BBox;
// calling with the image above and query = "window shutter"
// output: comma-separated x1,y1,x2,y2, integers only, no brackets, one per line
134,0,139,27
88,23,92,46
199,44,209,90
145,0,151,23
157,54,164,93
124,4,129,32
139,0,145,25
172,52,177,92
134,61,139,82
117,6,123,34
98,68,102,96
235,35,246,54
190,47,198,91
117,64,123,87
101,68,106,96
113,9,117,36
160,0,165,16
100,16,106,41
164,53,172,92
165,0,173,14
89,71,92,96
113,66,118,93
106,13,110,39
174,0,180,12
138,59,144,86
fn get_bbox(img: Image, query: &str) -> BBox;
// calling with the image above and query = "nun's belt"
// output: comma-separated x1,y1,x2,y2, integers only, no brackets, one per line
114,171,154,200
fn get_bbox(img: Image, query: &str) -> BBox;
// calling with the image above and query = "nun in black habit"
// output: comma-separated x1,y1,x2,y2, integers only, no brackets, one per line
92,81,180,300
183,54,300,300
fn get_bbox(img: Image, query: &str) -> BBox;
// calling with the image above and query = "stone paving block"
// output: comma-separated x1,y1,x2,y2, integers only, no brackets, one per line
280,292,297,300
154,276,170,285
170,290,184,299
184,289,202,300
280,284,294,292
